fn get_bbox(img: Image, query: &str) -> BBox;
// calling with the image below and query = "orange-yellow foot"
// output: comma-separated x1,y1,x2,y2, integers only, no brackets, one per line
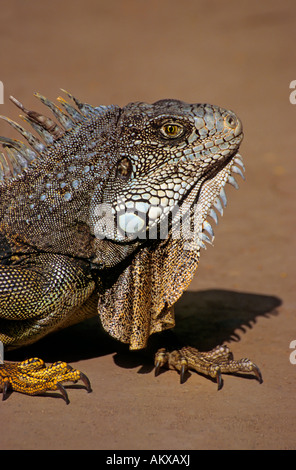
154,345,262,390
0,357,92,404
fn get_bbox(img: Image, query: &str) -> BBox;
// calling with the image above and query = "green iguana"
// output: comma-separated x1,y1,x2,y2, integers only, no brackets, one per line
0,91,262,403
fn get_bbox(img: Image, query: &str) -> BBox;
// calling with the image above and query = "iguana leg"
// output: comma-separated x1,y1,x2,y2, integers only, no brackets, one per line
154,345,262,390
0,253,96,347
0,358,91,404
0,253,96,402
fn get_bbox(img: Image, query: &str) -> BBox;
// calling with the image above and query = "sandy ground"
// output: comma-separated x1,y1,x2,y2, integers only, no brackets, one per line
0,0,295,451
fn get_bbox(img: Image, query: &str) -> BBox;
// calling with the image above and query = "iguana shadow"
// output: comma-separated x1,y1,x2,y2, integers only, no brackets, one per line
6,289,282,372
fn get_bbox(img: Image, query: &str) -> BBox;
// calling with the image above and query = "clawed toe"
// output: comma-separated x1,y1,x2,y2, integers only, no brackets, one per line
0,358,92,403
154,345,262,390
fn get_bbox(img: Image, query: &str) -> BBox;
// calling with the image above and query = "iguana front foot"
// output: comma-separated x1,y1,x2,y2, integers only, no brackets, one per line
154,345,262,390
0,358,92,404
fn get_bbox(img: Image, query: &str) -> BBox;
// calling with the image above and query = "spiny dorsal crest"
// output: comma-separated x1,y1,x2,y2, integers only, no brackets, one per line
0,90,108,183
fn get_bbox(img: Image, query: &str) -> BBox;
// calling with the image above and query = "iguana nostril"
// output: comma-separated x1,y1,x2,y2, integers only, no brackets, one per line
225,113,243,136
226,114,237,128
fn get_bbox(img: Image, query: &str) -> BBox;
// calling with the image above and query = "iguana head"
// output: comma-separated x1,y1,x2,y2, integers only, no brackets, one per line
92,99,243,246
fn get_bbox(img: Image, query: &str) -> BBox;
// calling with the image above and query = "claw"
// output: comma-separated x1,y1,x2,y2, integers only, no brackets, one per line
154,360,162,377
2,378,10,401
80,372,92,393
180,359,188,384
216,370,223,391
56,382,70,405
154,348,168,377
252,364,263,384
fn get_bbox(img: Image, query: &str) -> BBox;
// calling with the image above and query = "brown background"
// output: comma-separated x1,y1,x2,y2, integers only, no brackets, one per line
0,0,295,450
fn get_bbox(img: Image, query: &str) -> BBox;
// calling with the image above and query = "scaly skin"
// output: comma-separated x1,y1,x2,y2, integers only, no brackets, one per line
0,92,261,402
0,358,91,403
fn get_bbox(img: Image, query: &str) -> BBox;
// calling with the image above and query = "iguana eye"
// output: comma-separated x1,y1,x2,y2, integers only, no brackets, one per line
160,123,183,139
117,157,132,178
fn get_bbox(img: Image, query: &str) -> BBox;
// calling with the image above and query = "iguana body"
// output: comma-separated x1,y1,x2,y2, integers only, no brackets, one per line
0,92,261,402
